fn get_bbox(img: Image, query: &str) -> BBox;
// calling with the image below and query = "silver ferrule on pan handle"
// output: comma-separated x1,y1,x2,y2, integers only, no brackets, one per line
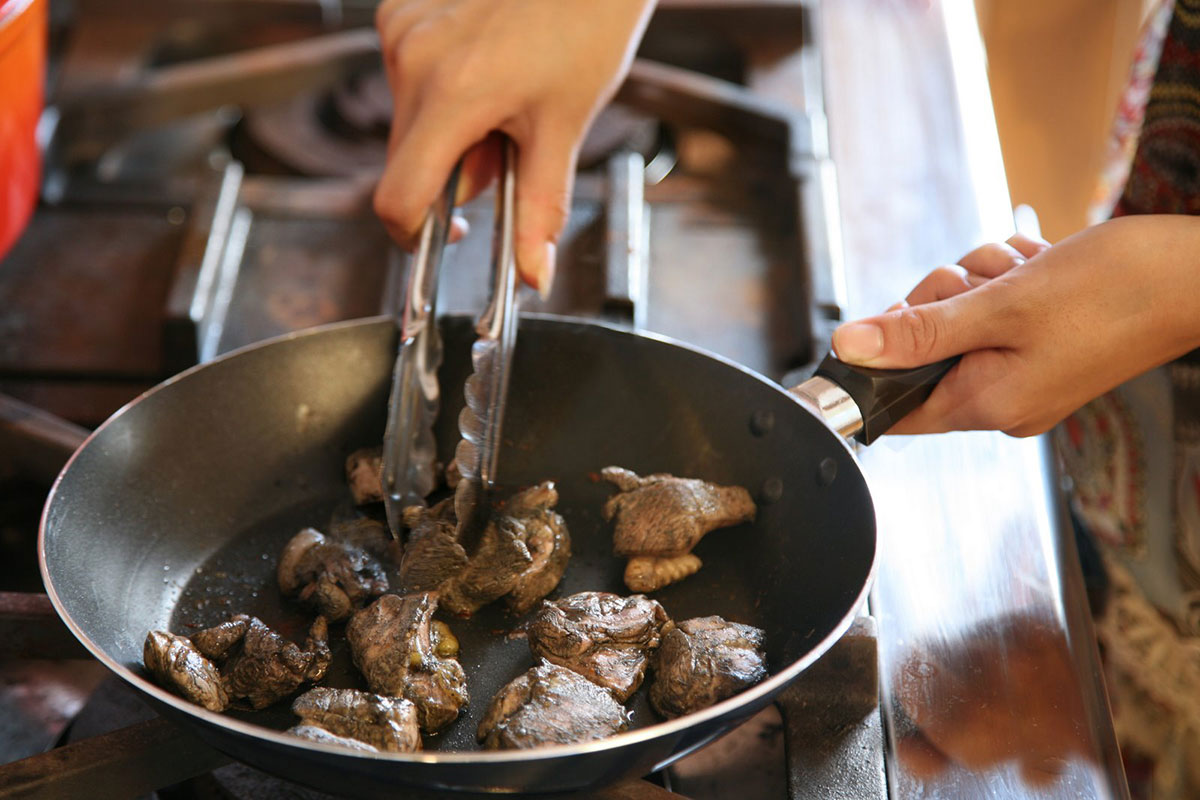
790,376,864,439
791,352,960,445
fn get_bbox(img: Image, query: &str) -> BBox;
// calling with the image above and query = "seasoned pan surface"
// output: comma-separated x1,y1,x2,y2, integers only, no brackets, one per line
40,314,875,794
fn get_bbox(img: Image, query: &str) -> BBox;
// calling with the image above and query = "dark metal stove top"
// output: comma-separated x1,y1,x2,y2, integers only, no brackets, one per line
1,0,836,428
0,1,875,797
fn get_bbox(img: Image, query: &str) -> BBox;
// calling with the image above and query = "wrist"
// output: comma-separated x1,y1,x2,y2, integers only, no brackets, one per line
1105,215,1200,358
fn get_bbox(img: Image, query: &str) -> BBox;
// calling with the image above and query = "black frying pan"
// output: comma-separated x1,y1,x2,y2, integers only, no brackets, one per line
39,314,940,795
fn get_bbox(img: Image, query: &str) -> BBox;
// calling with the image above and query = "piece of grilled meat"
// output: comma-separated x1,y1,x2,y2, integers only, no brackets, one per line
277,518,394,621
439,514,532,616
346,592,468,733
477,661,631,750
190,614,332,710
526,591,670,702
503,483,572,615
649,616,767,719
287,687,421,753
346,446,384,505
399,498,468,592
146,615,331,711
601,467,756,592
143,631,229,712
401,482,570,617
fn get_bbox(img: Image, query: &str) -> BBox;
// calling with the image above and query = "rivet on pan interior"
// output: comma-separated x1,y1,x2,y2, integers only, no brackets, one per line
760,477,784,504
749,410,775,437
817,458,837,487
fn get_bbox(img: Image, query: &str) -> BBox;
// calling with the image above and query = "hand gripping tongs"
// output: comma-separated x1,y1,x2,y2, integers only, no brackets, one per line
380,164,461,540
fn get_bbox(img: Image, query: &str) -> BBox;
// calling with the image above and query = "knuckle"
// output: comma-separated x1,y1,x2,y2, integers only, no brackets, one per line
426,62,471,97
971,399,1009,432
1006,231,1049,254
958,241,996,262
371,187,391,222
978,242,1009,259
931,264,968,289
393,23,438,77
967,393,1024,434
374,1,393,33
543,190,571,231
895,308,942,361
932,264,964,279
372,186,412,232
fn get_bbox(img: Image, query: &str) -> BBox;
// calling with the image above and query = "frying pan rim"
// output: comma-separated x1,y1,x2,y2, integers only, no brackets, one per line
38,312,878,764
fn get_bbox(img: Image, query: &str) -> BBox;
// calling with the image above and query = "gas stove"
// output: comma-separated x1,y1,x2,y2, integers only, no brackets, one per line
0,1,882,798
0,0,836,427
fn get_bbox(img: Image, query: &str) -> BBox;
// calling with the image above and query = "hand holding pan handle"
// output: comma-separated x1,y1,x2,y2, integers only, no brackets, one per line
790,353,961,445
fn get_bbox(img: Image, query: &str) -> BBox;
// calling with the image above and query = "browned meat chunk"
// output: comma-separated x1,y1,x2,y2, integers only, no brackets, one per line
601,467,756,592
650,616,767,718
346,593,468,733
277,518,393,621
503,482,572,615
477,661,630,750
287,687,421,753
526,591,670,702
346,446,384,505
439,515,532,616
143,630,229,712
400,483,570,617
399,499,468,592
190,614,332,710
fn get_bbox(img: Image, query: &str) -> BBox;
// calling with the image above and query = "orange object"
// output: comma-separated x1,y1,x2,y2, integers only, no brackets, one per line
0,0,45,260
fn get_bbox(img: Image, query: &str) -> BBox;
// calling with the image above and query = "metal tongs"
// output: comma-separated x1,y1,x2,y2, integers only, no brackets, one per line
453,137,520,541
382,138,520,542
381,165,461,539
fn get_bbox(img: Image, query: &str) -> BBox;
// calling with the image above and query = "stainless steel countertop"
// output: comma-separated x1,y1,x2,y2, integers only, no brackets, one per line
820,1,1129,797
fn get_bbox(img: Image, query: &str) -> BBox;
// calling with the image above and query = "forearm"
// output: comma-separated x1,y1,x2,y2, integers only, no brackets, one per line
1100,214,1200,364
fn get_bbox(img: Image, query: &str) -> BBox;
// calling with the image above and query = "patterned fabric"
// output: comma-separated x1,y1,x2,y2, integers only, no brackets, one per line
1114,0,1200,617
1090,0,1174,223
1114,0,1200,217
1060,2,1200,798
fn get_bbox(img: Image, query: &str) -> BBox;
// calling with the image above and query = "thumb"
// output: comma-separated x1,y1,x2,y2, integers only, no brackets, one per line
832,291,996,368
509,121,579,298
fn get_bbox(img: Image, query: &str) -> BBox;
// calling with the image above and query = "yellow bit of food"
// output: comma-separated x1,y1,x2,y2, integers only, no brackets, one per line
624,554,703,593
432,620,460,658
409,650,425,669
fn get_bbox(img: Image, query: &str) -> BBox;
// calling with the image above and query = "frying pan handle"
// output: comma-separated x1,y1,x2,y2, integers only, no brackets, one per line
790,353,960,445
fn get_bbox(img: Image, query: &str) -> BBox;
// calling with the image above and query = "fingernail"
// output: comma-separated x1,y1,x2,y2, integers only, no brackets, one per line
538,242,556,301
834,322,884,362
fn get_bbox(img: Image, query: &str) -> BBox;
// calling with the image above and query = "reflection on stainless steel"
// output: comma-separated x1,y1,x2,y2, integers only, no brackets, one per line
822,0,1128,797
789,375,863,439
862,435,1126,798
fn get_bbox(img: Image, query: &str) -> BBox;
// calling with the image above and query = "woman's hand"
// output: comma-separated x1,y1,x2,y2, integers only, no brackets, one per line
831,215,1200,436
373,0,656,295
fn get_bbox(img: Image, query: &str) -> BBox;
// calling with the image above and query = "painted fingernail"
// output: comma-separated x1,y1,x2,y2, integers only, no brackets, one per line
834,322,884,362
538,242,556,301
